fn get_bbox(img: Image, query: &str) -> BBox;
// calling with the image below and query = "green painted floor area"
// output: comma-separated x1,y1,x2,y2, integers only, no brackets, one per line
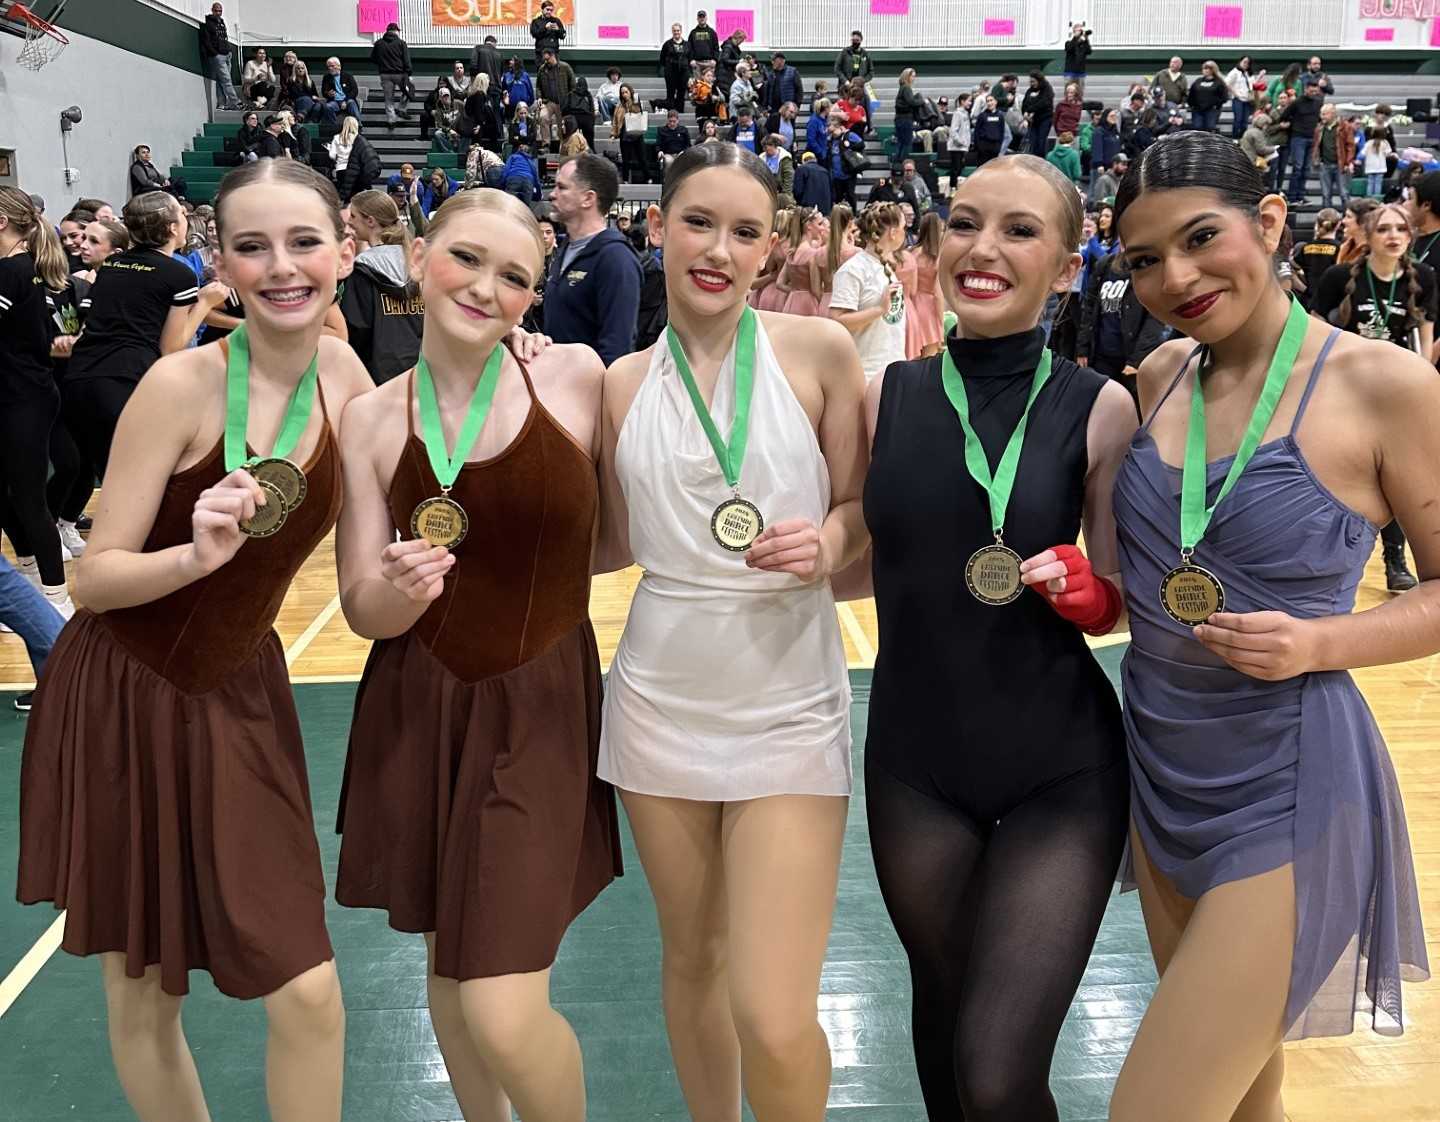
0,648,1151,1120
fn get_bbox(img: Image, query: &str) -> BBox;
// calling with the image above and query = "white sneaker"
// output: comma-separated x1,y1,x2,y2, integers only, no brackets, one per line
42,585,75,621
57,521,86,558
15,557,41,590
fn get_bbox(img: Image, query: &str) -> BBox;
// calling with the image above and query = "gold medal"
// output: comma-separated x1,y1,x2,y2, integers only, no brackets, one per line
711,496,763,552
239,478,288,538
411,494,469,548
965,542,1024,605
1160,563,1225,625
249,457,307,512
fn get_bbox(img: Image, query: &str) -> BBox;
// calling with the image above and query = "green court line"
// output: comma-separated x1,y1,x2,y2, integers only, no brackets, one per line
1,650,1147,1120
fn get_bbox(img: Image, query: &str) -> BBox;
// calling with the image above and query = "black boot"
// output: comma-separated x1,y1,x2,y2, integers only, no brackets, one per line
1385,543,1418,592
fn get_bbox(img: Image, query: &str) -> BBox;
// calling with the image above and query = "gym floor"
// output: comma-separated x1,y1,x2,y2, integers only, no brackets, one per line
0,544,1435,1120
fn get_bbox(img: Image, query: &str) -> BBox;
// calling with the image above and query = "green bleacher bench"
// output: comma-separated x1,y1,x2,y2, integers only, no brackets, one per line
182,150,218,168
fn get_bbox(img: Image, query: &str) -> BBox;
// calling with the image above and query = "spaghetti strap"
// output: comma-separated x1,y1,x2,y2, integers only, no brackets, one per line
1289,328,1342,440
1141,344,1204,433
405,368,416,438
315,368,331,425
505,340,539,404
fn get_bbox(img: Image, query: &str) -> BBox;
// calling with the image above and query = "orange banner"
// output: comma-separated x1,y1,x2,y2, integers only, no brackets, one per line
430,0,574,27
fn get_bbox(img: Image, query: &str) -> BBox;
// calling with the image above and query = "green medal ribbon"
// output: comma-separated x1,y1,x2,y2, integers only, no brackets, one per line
1178,298,1310,555
940,345,1053,538
666,305,756,493
1365,265,1400,334
415,345,505,491
1413,231,1440,265
223,322,320,471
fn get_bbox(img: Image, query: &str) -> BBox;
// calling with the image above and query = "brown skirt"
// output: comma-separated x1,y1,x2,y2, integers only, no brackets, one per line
335,619,623,982
16,613,333,999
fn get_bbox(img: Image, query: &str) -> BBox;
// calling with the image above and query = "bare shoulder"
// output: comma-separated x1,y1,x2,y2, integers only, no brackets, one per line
1087,378,1140,453
340,366,409,448
1134,336,1195,413
762,310,862,391
318,334,376,406
529,341,604,408
130,343,223,414
603,342,657,425
1325,331,1440,422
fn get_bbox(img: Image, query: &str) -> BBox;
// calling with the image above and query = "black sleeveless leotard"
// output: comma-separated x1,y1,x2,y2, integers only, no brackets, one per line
864,327,1125,817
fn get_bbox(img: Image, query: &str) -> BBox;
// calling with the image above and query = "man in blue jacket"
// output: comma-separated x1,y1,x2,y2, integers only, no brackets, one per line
762,52,803,134
544,153,642,366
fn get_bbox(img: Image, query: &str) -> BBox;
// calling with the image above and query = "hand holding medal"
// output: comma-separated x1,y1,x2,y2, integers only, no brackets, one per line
380,538,455,602
942,345,1054,605
667,306,766,552
745,518,832,579
1162,298,1311,627
1192,609,1320,681
189,467,270,575
224,323,320,538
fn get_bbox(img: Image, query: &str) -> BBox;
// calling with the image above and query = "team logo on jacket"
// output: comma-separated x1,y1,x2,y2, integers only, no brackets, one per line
566,269,587,286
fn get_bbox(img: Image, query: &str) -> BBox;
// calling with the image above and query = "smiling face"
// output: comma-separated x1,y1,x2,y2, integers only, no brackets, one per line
411,207,540,345
939,164,1081,336
1117,186,1286,341
59,220,86,255
650,164,776,317
213,181,352,332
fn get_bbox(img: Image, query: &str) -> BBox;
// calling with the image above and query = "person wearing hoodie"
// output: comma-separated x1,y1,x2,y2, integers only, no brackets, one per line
544,153,642,366
198,2,241,111
1021,71,1055,156
561,76,598,149
1076,247,1168,412
763,133,795,207
1186,60,1228,133
502,57,535,116
371,23,414,125
660,23,691,112
1240,111,1277,171
341,190,423,384
500,145,543,201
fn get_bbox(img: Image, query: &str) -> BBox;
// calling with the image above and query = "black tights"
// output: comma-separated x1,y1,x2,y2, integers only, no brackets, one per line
63,376,135,482
47,420,94,523
0,391,66,585
865,756,1129,1122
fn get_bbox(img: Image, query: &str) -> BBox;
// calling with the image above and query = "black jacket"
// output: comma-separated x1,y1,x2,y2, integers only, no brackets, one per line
894,84,923,120
469,43,504,88
1078,252,1168,364
1063,32,1092,73
792,160,832,213
1289,92,1324,136
530,15,566,53
538,59,576,105
718,39,744,89
129,159,166,196
687,24,719,62
1188,76,1227,113
258,131,288,159
237,122,266,154
656,122,692,155
322,71,360,102
1022,84,1054,119
340,246,423,384
198,13,229,57
370,31,412,76
660,38,690,77
465,91,504,148
834,46,873,83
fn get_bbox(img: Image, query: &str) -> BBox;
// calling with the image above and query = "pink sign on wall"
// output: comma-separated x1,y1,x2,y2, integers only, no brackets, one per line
714,8,755,39
1201,4,1243,38
869,0,909,14
597,24,630,38
1364,26,1395,40
1432,17,1440,46
357,0,398,34
982,18,1016,36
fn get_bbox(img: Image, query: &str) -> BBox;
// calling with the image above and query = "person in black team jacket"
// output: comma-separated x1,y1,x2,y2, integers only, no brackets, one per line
64,192,226,476
530,0,565,62
659,23,690,111
341,190,424,384
1077,249,1169,413
850,152,1134,1122
544,154,641,366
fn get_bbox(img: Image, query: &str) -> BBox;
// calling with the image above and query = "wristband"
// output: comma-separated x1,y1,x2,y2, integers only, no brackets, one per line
1042,544,1123,636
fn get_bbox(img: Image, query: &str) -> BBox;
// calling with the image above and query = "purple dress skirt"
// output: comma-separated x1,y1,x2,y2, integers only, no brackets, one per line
1113,332,1429,1039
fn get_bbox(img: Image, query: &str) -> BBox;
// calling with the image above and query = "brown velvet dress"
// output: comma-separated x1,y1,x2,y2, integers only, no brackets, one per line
16,385,340,1000
335,359,623,982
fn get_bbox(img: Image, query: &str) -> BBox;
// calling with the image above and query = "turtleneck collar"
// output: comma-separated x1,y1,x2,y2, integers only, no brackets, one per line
945,325,1047,378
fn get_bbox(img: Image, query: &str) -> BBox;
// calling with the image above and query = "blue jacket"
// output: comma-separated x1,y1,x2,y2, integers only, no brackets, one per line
792,160,833,213
1092,123,1122,169
805,114,829,160
762,64,803,113
543,227,642,366
502,69,534,109
500,153,541,200
417,175,460,216
828,130,863,181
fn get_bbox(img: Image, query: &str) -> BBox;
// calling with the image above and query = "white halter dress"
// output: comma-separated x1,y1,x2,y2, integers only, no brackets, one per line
599,315,853,801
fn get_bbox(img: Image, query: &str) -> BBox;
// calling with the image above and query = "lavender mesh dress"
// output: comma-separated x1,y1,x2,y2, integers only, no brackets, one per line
1114,333,1429,1039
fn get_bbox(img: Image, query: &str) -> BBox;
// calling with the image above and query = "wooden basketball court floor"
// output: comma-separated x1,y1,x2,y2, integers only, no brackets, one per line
0,536,1436,1120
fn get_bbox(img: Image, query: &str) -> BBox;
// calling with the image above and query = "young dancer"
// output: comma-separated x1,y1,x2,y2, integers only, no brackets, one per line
859,154,1134,1120
1109,131,1431,1122
17,160,372,1122
904,211,944,357
830,202,907,380
597,142,868,1122
334,189,621,1122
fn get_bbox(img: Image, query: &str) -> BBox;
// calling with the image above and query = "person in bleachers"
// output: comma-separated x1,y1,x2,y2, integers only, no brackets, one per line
282,60,321,123
972,94,1006,166
257,115,289,160
1186,60,1227,134
1266,90,1295,191
689,59,723,125
561,76,597,150
945,92,972,184
530,0,566,61
1286,79,1326,203
729,105,761,155
198,1,241,111
544,152,641,365
328,117,380,203
698,119,721,143
687,10,719,65
431,87,462,152
509,101,538,150
597,66,624,120
128,145,186,201
1314,102,1355,213
469,33,504,106
834,29,872,89
762,52,803,135
538,48,577,132
242,47,277,109
320,57,361,123
236,111,266,162
443,60,472,99
894,68,924,162
1226,55,1259,138
1240,111,1276,172
763,134,795,206
1303,54,1335,94
793,150,832,214
463,143,506,190
660,23,690,112
1092,108,1124,175
656,109,691,174
1062,21,1092,84
1021,70,1055,156
371,22,413,126
501,143,543,202
806,98,831,160
835,81,869,137
613,85,650,184
776,101,799,149
717,27,746,99
728,62,759,121
1152,56,1188,114
1088,149,1127,206
826,113,865,210
559,115,589,158
463,76,504,153
1055,81,1084,144
898,159,933,223
420,167,459,218
1047,130,1082,183
502,56,535,117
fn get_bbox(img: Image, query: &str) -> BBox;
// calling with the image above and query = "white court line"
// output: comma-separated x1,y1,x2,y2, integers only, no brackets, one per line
0,594,343,1018
837,603,877,666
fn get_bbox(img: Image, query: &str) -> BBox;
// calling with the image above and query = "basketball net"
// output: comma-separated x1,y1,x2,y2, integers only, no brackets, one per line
8,3,67,70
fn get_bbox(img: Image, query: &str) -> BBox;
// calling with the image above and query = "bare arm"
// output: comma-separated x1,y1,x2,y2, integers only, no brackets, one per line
322,301,349,341
160,283,228,355
829,364,885,600
592,355,642,574
829,302,886,333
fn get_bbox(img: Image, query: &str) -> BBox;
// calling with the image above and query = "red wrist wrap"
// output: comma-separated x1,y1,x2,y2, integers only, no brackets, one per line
1043,544,1123,636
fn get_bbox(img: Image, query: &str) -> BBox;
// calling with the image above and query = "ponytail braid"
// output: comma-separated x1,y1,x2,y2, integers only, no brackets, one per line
1335,248,1365,331
1401,254,1425,335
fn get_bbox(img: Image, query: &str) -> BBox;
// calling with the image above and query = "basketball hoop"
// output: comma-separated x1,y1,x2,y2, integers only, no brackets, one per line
7,2,67,70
